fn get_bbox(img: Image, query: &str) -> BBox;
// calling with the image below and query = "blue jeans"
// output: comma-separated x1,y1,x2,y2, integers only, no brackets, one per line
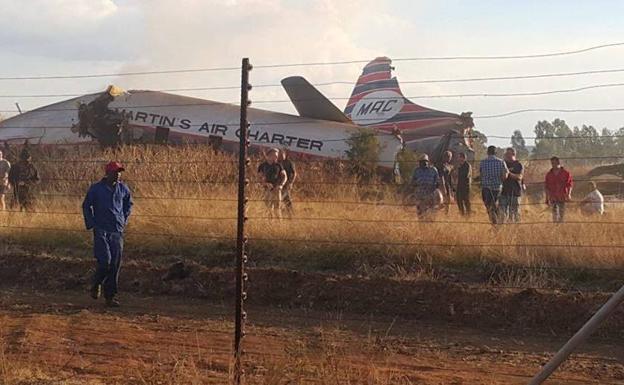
481,188,501,224
92,228,124,299
499,195,520,223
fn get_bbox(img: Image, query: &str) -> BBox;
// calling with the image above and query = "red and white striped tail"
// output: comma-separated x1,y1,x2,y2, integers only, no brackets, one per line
344,57,466,142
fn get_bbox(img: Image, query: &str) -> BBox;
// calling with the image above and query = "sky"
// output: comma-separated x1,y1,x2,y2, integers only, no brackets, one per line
1,0,624,146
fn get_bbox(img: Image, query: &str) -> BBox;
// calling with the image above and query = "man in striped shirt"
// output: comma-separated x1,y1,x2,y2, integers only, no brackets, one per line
479,146,509,224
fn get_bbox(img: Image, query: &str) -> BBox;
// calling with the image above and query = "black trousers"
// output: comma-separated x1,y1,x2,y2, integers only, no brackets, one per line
456,188,471,216
481,188,501,224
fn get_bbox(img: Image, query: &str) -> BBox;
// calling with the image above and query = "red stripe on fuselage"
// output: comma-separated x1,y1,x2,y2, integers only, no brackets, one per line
367,117,461,133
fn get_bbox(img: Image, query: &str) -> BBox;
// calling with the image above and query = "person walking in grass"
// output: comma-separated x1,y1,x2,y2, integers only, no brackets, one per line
500,147,524,223
0,150,10,211
435,150,453,214
8,149,40,211
257,148,287,219
454,152,472,216
279,149,297,218
479,146,509,224
545,156,573,223
411,154,439,218
82,162,133,307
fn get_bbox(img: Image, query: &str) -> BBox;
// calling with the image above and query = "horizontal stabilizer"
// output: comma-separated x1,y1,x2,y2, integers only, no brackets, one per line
281,76,351,123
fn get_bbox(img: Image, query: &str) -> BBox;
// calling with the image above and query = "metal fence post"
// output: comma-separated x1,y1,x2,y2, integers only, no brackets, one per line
234,57,252,385
528,283,624,385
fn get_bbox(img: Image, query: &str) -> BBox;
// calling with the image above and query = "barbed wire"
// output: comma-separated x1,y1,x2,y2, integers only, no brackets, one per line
6,208,624,226
28,192,624,208
23,154,624,165
27,176,624,187
3,223,624,250
0,224,234,241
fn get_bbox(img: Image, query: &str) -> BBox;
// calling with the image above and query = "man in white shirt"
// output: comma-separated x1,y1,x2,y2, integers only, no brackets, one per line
581,182,604,216
0,150,11,210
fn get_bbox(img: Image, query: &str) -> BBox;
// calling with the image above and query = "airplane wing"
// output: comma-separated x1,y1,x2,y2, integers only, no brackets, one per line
281,76,351,123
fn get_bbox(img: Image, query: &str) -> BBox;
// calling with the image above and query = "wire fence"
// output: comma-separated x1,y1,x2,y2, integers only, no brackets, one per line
3,48,624,383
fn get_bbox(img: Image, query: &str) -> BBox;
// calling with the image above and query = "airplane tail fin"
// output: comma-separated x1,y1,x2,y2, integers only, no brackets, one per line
344,57,404,125
344,57,473,144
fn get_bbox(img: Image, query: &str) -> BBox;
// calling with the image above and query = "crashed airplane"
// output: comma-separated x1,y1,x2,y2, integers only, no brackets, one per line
0,57,474,167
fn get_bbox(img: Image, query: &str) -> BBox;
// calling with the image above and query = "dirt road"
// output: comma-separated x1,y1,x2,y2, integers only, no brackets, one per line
0,289,621,385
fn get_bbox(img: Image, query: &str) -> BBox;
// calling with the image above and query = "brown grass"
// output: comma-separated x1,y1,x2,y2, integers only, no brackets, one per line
1,144,624,276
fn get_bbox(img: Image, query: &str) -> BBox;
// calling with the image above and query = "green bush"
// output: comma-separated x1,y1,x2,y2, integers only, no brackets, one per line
345,128,381,181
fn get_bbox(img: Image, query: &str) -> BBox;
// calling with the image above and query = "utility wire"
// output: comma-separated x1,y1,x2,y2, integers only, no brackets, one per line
3,66,624,106
1,42,622,81
5,81,624,99
253,42,624,67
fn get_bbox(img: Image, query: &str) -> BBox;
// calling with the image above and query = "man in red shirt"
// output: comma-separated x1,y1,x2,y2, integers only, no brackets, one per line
544,156,573,223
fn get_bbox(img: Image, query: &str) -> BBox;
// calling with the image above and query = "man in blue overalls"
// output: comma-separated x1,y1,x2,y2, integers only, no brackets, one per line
82,161,133,307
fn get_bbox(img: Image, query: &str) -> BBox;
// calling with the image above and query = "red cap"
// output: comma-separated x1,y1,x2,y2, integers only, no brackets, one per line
104,161,125,174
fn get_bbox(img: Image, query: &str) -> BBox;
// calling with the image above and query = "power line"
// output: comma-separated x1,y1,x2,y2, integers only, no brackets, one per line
0,66,241,81
475,108,624,119
396,67,624,85
3,66,624,105
253,42,624,67
6,81,624,100
1,42,622,81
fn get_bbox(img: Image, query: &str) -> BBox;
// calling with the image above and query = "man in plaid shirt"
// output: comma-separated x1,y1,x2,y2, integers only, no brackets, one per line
479,146,509,224
411,154,439,217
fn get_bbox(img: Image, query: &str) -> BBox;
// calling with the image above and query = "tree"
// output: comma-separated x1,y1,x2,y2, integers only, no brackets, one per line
345,128,381,180
615,127,624,154
533,120,556,157
470,129,488,160
533,119,574,157
510,130,529,159
395,147,418,185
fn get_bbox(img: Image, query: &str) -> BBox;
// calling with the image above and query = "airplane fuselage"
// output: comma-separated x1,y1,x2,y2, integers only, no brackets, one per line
0,89,403,166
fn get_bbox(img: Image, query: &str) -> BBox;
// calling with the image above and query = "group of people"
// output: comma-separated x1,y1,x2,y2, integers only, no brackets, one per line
0,148,41,212
411,145,604,223
256,148,297,219
0,143,609,309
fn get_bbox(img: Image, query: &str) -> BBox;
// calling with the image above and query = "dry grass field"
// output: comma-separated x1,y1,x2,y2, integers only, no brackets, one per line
1,144,624,277
0,144,623,384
